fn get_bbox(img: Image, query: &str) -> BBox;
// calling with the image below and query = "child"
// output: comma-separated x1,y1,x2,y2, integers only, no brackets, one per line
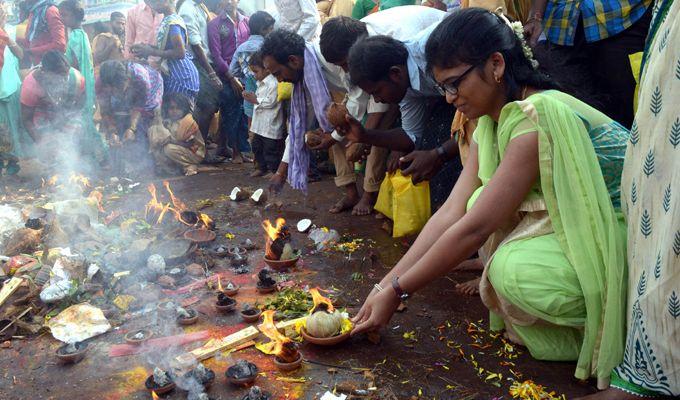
243,51,285,178
229,11,275,128
150,94,205,176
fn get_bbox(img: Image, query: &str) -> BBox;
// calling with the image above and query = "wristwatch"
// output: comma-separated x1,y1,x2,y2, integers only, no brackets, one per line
391,276,409,301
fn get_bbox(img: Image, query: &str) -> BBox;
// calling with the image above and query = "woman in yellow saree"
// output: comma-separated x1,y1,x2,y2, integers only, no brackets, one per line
351,8,628,388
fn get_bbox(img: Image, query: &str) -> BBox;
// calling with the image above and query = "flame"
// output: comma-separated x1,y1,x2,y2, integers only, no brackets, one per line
69,173,91,189
217,276,223,292
309,288,335,314
258,310,297,361
88,190,105,213
163,180,187,211
145,183,164,219
199,213,213,229
42,175,60,187
151,391,159,400
262,218,286,241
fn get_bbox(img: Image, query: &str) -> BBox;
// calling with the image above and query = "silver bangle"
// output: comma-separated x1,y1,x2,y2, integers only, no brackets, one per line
373,283,384,293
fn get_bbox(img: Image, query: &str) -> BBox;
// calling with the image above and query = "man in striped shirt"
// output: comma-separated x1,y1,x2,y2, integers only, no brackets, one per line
524,0,652,128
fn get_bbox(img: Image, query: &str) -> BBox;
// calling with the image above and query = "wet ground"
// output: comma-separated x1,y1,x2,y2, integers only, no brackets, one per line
0,164,598,400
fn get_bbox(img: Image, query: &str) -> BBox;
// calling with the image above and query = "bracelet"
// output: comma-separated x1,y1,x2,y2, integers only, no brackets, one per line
374,283,384,293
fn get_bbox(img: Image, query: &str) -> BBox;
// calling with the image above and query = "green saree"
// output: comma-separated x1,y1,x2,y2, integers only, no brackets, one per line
65,28,107,160
471,91,627,388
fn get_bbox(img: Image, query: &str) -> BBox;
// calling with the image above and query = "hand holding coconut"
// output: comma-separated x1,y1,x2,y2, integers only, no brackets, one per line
350,286,401,336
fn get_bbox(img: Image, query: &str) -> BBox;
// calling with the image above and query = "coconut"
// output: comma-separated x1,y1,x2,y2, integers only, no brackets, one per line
230,187,250,202
305,130,323,147
250,189,267,204
306,310,344,338
326,103,349,128
296,219,312,233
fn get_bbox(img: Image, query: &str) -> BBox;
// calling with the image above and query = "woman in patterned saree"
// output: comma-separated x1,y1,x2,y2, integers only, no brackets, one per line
351,8,629,388
580,0,680,398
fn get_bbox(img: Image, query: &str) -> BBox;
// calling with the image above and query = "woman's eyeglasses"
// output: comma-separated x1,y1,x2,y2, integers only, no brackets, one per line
435,65,476,96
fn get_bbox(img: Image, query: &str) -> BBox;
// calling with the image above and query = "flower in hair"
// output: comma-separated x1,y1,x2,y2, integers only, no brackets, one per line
495,9,539,69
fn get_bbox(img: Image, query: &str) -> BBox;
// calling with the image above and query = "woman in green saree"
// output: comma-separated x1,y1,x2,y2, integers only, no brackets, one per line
351,8,628,389
58,0,107,162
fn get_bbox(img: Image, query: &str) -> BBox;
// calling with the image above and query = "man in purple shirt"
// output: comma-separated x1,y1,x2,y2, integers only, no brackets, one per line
207,0,251,163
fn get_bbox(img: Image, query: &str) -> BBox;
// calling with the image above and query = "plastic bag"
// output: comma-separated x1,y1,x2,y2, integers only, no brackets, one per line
374,171,431,238
277,82,293,101
308,227,341,250
629,52,642,111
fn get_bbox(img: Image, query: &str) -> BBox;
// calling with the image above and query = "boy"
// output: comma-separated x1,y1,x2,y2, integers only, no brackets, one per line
243,51,285,178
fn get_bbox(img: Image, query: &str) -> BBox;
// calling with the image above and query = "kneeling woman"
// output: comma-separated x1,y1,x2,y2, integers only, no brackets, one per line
352,8,628,389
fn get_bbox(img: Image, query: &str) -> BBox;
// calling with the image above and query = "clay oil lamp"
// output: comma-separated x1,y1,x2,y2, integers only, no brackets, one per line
258,310,303,372
262,218,299,271
56,341,89,364
229,246,248,269
181,362,215,389
241,386,272,400
226,359,259,386
124,329,153,345
255,269,276,294
215,278,237,313
300,289,351,346
176,307,199,326
157,300,176,317
240,304,262,323
145,367,176,395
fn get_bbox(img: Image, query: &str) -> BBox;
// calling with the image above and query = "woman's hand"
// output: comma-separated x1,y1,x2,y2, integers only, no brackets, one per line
131,43,153,58
123,129,136,142
351,288,401,336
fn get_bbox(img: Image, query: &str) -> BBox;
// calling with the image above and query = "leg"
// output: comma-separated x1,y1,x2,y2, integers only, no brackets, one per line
355,145,389,216
262,136,285,173
250,134,267,177
329,142,360,213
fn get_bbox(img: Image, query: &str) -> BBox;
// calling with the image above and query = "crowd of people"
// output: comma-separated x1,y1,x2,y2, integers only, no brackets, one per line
0,0,678,397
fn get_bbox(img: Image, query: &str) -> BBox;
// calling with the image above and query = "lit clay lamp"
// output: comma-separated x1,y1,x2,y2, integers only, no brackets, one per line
145,367,176,395
240,303,262,323
124,329,154,345
300,288,351,346
262,218,299,270
226,359,259,386
176,306,199,326
181,362,215,389
56,341,89,364
215,277,237,312
258,310,303,371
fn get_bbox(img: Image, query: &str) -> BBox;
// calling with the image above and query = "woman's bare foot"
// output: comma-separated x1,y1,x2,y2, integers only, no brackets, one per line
352,191,378,216
455,277,481,296
575,388,642,400
454,257,484,272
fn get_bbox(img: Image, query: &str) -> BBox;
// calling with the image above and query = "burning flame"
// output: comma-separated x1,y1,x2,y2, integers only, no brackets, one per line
163,180,187,211
151,391,159,400
262,218,286,241
42,175,60,187
88,190,105,213
217,276,223,292
309,288,335,314
258,310,298,362
145,182,213,228
199,213,214,228
69,173,91,189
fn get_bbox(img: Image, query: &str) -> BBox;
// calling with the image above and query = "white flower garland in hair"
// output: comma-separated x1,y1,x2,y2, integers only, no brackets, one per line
494,9,539,69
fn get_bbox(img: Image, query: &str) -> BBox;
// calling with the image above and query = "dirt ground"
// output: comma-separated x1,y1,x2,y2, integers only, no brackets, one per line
0,164,599,400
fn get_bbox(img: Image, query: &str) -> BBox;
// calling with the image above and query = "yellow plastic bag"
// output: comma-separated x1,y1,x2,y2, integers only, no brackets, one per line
629,52,642,111
374,171,431,238
277,82,293,101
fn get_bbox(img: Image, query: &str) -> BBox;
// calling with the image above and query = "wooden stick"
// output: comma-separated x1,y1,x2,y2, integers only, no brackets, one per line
0,306,32,335
0,277,23,308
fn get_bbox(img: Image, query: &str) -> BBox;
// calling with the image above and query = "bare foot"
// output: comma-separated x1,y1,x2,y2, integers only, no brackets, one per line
454,257,484,272
455,277,481,296
352,191,377,216
232,153,244,164
575,388,642,400
250,169,265,178
329,195,360,213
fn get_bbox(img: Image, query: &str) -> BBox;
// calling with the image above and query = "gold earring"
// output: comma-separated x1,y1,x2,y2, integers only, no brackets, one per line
495,75,501,83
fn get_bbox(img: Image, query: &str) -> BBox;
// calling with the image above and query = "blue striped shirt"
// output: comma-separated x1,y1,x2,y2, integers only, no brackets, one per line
164,24,200,100
544,0,651,46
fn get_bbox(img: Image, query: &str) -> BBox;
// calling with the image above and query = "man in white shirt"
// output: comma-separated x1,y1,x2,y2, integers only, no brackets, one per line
178,0,223,146
315,7,446,215
340,25,459,207
273,0,321,41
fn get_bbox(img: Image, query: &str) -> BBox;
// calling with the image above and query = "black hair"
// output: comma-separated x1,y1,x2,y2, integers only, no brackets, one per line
319,16,368,64
58,0,85,23
110,11,125,21
41,50,70,73
162,93,193,118
92,21,112,35
260,29,305,65
425,8,556,101
348,35,408,85
248,11,275,36
99,60,128,87
248,51,264,69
